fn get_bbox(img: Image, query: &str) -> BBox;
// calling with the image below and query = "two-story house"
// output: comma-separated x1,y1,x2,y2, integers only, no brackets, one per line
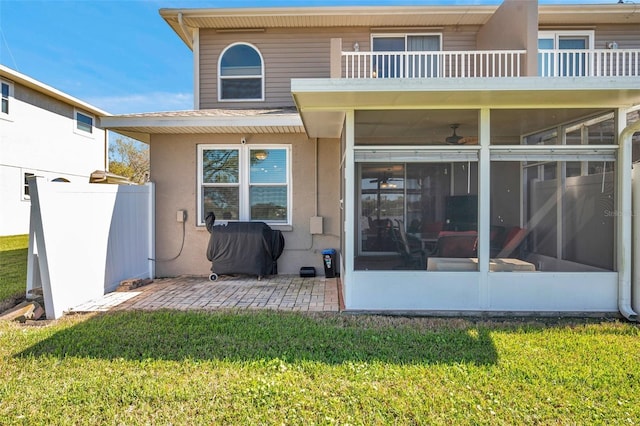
0,65,109,236
101,0,640,318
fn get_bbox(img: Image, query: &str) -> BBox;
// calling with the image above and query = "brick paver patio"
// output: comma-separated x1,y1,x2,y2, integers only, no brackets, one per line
70,275,341,314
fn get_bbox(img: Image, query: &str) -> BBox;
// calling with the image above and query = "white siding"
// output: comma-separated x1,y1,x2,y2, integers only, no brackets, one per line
0,82,106,236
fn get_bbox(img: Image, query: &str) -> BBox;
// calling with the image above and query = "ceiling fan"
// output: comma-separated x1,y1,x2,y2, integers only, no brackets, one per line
445,124,478,145
369,172,401,188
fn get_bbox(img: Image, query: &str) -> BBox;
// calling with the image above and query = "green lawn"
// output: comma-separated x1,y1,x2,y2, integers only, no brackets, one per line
1,234,639,424
0,234,28,303
1,311,639,425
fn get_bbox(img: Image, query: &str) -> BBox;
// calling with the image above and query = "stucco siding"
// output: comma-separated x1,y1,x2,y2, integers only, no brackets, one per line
150,132,341,277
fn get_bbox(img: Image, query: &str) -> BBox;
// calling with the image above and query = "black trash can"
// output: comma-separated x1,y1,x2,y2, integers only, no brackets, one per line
322,249,337,278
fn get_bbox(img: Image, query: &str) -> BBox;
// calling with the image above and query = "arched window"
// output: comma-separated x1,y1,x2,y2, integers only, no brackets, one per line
218,43,264,101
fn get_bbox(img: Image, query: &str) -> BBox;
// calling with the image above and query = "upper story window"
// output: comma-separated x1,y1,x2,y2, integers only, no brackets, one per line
218,43,264,102
372,34,441,78
538,30,594,77
1,80,12,116
23,172,35,200
75,109,94,134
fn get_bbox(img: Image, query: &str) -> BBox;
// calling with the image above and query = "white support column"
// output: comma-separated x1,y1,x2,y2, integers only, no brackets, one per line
343,110,355,308
478,108,491,308
147,182,156,280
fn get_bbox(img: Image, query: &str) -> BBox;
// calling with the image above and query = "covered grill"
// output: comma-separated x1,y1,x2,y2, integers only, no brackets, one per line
205,213,285,280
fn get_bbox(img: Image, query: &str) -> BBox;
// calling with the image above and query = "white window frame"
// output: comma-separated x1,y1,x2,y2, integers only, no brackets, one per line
217,42,265,102
370,33,443,78
538,30,595,51
1,79,13,120
538,30,595,77
74,109,94,136
22,171,35,201
197,144,291,226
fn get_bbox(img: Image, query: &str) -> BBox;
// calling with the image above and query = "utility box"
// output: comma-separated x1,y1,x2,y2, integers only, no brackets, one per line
310,216,323,234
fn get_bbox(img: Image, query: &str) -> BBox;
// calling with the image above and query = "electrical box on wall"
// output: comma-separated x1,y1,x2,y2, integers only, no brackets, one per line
310,216,323,234
177,210,186,223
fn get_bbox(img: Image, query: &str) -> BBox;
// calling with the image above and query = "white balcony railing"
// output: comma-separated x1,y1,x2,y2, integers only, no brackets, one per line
341,49,640,79
343,50,525,79
538,49,640,77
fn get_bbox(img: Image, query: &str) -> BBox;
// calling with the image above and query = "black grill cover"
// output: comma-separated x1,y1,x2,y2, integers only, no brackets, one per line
205,213,284,277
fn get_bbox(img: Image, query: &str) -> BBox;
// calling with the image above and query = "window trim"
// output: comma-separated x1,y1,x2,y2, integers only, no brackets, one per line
74,109,94,135
197,144,291,226
538,30,595,51
538,30,595,77
370,33,443,78
22,171,35,201
217,42,265,102
370,33,443,52
1,79,13,119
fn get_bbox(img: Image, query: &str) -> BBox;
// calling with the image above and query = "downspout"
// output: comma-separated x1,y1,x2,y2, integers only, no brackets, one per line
619,118,640,321
104,129,109,171
177,12,193,49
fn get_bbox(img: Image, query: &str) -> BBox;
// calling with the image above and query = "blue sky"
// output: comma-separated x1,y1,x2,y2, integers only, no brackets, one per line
0,0,618,115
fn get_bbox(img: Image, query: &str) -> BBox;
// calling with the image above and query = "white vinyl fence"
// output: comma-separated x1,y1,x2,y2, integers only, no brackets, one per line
26,177,155,319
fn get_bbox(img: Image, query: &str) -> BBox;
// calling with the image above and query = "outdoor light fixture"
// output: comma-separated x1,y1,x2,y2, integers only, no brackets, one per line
353,41,360,52
254,150,268,161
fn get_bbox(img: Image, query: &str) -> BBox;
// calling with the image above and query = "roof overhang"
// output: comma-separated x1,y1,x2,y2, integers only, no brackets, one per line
160,4,640,50
100,109,305,144
0,64,110,118
291,77,640,139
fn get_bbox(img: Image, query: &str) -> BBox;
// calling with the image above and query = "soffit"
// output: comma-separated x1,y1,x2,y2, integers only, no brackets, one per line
160,5,497,48
292,77,640,139
160,4,640,49
538,4,640,26
100,108,305,143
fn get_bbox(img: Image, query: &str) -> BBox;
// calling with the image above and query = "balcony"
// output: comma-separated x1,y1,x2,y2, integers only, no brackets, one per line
339,49,640,79
538,49,640,77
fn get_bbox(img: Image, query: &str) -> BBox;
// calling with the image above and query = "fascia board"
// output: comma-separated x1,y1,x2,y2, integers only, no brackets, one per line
100,113,303,130
0,64,111,118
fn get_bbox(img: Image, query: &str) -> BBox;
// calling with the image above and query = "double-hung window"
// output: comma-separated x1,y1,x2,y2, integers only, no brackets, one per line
198,145,290,226
1,80,12,116
23,172,35,200
75,109,94,134
218,43,264,101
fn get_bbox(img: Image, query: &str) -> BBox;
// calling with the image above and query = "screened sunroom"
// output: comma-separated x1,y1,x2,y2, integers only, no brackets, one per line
292,76,640,315
354,109,619,275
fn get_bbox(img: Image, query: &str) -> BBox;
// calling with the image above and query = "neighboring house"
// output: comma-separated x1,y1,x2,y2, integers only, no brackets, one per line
102,0,640,317
0,65,109,236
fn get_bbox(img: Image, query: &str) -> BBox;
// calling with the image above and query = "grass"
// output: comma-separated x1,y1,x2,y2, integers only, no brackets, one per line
1,234,639,424
0,235,28,304
0,310,639,425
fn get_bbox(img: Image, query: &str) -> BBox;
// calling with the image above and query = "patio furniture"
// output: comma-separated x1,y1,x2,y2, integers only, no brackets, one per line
392,219,426,269
427,257,536,271
434,231,478,258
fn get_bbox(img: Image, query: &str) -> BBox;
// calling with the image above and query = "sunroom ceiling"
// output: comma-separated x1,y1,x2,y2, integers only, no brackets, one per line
292,77,640,140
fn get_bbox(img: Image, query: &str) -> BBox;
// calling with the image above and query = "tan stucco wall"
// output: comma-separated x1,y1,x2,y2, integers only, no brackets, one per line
476,0,538,76
150,132,341,277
